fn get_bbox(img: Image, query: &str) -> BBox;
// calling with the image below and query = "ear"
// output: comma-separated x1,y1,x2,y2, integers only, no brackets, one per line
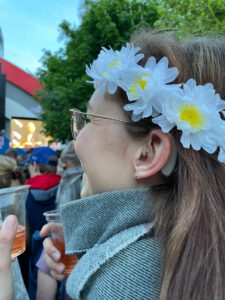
133,129,175,179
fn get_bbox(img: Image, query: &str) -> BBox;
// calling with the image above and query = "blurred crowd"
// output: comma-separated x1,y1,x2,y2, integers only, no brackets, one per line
0,142,84,300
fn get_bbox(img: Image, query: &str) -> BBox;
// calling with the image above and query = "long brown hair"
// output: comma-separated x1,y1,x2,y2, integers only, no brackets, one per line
123,30,225,300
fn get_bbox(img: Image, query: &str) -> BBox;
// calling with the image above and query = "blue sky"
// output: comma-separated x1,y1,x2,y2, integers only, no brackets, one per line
0,0,82,74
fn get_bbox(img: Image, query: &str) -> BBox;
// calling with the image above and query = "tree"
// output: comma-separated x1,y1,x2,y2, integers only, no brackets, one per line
37,0,159,141
155,0,225,36
38,0,225,142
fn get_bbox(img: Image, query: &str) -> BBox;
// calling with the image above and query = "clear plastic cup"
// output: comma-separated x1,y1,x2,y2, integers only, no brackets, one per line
43,210,78,275
0,185,29,259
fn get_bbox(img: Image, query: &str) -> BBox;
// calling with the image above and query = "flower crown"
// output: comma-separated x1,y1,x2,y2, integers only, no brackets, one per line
86,43,225,164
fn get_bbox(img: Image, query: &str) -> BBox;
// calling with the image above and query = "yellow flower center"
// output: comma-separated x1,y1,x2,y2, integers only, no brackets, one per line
103,58,121,77
179,103,206,130
108,58,120,68
129,74,150,95
137,79,147,90
103,71,109,77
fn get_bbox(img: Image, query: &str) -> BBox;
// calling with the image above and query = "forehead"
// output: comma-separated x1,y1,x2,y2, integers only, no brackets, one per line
88,90,125,117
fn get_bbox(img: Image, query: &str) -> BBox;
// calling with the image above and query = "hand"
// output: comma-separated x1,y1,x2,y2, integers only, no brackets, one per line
0,215,18,300
40,223,65,281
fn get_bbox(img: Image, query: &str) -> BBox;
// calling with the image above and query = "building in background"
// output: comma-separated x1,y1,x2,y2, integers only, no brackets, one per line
0,27,55,154
0,57,52,151
0,27,51,152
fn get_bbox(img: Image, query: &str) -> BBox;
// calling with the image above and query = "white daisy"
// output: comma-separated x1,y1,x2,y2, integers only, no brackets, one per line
86,43,143,95
123,56,180,120
85,42,225,164
152,79,225,154
218,147,225,163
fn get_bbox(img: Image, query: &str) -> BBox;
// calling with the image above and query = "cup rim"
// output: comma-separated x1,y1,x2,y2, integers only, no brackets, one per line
43,210,60,217
0,185,30,196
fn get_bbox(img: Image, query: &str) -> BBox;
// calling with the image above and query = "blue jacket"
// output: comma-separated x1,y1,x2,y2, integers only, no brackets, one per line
19,173,61,299
62,188,163,300
25,173,61,238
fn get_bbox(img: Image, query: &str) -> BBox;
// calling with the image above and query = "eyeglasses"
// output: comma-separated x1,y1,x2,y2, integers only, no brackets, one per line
70,109,137,140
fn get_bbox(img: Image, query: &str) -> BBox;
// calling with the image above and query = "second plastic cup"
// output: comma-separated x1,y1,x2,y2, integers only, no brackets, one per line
0,185,29,259
43,210,77,275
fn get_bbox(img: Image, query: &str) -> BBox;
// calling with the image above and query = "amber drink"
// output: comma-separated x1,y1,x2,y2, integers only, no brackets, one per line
44,210,78,275
0,185,29,259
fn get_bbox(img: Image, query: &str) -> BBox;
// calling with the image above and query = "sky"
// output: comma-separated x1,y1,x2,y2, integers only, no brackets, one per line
0,0,82,75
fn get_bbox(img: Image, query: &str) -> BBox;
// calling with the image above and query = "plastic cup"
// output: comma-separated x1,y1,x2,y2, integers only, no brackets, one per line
0,185,29,259
43,210,78,276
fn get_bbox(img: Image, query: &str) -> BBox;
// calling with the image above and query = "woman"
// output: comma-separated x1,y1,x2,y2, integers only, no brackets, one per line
36,142,82,300
41,31,225,300
1,31,225,299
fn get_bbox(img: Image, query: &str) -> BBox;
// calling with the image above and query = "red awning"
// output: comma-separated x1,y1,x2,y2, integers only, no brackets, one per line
0,57,42,96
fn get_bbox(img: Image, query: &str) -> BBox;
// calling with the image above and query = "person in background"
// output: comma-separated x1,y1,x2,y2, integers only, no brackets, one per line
4,149,28,184
23,147,60,238
0,155,21,188
56,141,83,208
18,146,61,298
4,149,18,164
36,141,83,300
0,155,29,300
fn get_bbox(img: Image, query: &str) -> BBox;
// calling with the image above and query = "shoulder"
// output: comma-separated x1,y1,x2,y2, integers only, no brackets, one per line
82,236,162,300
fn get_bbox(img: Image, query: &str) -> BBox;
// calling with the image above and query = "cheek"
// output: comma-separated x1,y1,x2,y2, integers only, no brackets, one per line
74,129,90,162
74,125,102,169
75,123,130,168
100,127,130,158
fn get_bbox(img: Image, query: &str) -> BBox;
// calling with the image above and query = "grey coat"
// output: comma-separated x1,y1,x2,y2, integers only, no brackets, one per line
62,188,163,300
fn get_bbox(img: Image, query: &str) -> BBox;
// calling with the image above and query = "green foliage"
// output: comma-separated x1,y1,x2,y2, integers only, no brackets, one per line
37,0,159,141
37,0,225,142
155,0,225,36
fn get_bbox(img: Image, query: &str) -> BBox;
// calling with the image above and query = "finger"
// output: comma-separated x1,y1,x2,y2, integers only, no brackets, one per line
40,223,52,237
50,269,65,281
44,253,65,278
40,222,63,238
0,215,18,300
0,215,18,270
43,237,61,262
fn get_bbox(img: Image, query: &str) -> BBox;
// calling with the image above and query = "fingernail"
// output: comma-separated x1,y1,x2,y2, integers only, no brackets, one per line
3,215,17,228
52,251,60,261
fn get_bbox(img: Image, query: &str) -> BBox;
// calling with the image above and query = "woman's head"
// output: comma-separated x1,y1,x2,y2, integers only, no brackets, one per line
76,31,225,196
74,30,225,299
74,90,155,195
73,31,185,193
0,155,21,188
